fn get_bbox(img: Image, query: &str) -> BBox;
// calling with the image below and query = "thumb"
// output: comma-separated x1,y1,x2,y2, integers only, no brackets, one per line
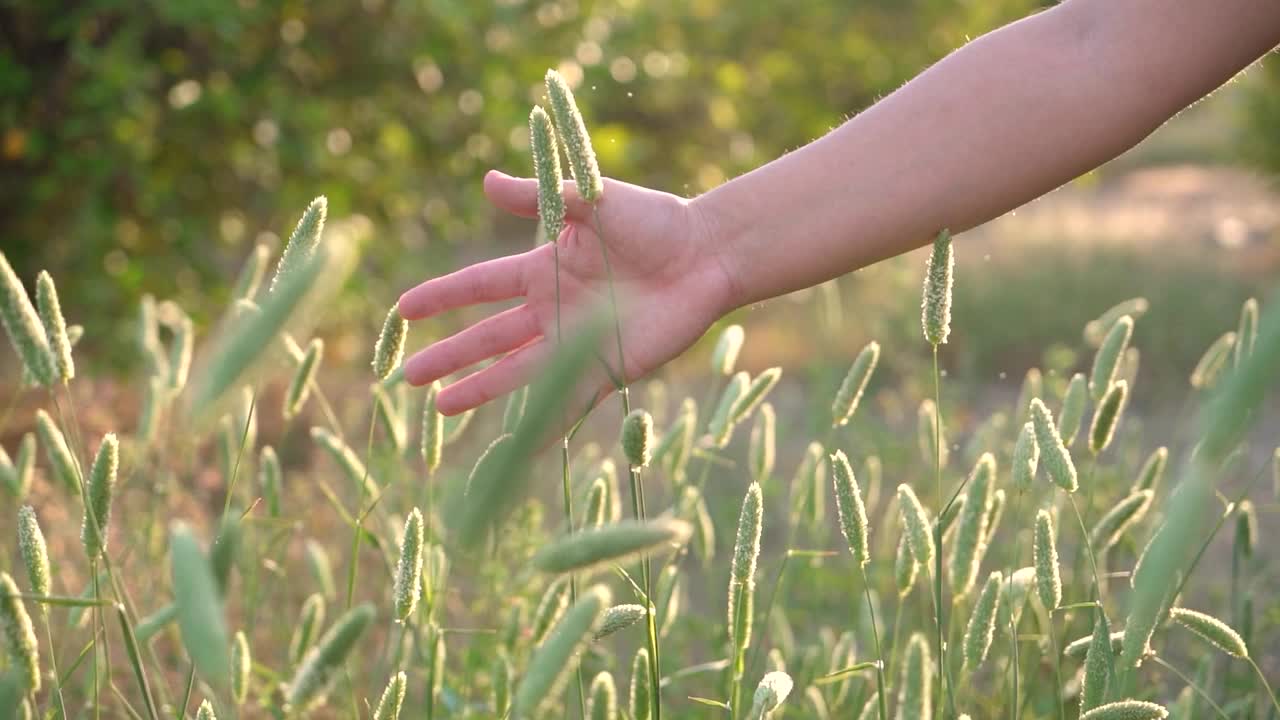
483,170,593,222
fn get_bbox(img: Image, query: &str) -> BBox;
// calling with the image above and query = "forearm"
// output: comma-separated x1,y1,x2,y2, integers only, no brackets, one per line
695,0,1280,310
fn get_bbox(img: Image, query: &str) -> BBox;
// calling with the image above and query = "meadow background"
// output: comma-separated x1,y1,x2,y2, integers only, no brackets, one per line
2,1,1279,718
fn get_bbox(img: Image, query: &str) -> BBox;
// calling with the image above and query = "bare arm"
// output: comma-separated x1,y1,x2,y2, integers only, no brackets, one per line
697,0,1280,309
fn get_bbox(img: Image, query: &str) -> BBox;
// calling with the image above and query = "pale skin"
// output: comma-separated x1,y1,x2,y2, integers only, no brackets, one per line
399,0,1280,415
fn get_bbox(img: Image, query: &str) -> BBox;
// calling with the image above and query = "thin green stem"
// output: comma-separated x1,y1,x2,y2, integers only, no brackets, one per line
745,553,790,683
1066,494,1105,618
91,559,101,720
222,390,258,518
859,564,889,720
1046,610,1065,720
930,344,954,718
1150,656,1229,720
1004,489,1026,720
1247,657,1280,718
345,408,378,610
41,612,69,720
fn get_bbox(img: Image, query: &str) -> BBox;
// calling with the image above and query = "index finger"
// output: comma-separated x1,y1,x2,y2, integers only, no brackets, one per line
398,252,529,320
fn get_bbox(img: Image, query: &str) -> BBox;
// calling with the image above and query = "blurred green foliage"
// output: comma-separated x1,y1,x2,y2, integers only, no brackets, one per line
1,0,1052,350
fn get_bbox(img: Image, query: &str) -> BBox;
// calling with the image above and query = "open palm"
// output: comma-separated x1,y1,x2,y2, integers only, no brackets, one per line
399,170,732,416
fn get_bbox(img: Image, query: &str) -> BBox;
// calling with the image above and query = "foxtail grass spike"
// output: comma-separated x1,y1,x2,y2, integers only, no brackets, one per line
82,433,119,559
1080,700,1168,720
621,409,654,468
284,603,376,711
1091,490,1153,551
1015,368,1042,428
749,671,794,719
311,426,377,495
830,450,870,567
1234,297,1258,368
1064,630,1125,658
584,477,609,529
832,340,880,426
1132,447,1168,493
962,570,1003,670
1081,610,1113,713
35,271,73,382
394,509,425,621
654,397,696,480
1033,509,1062,610
1235,499,1258,560
1090,315,1134,401
232,243,270,301
917,399,948,468
708,371,748,447
1,433,35,499
374,671,407,720
16,506,50,598
750,402,776,482
232,630,251,704
949,453,995,597
532,518,689,575
730,367,782,425
896,484,935,570
594,604,647,641
1169,607,1247,657
513,584,611,717
921,229,953,346
588,671,618,720
493,651,514,716
711,324,745,376
1190,331,1235,389
372,305,407,380
259,446,282,517
544,69,603,202
1090,379,1129,455
169,311,193,390
0,252,54,386
0,572,40,693
1084,298,1149,347
1030,398,1077,492
730,482,764,591
196,700,217,720
530,105,566,241
270,196,327,294
531,578,572,646
421,381,443,472
1058,373,1088,448
289,594,325,666
895,535,919,597
284,338,323,419
36,410,78,494
1012,421,1039,490
896,632,932,720
630,647,652,720
984,488,1006,546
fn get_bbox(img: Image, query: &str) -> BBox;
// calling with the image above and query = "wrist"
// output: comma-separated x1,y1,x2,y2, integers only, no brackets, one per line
687,191,746,316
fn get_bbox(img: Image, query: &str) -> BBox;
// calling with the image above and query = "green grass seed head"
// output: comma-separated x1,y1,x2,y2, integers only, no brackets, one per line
1012,421,1039,491
962,570,1003,670
1169,607,1247,658
1065,630,1125,659
895,535,919,597
621,408,654,468
711,324,745,376
373,671,407,720
231,630,250,704
394,508,425,621
1233,297,1258,368
532,518,690,575
896,484,935,570
1030,398,1077,492
35,409,78,495
167,310,193,391
35,270,74,383
269,196,327,294
0,252,54,387
1015,367,1042,428
1131,446,1168,493
789,441,827,530
584,476,609,529
231,242,270,301
372,383,408,452
1080,700,1168,720
630,647,652,720
984,488,1006,547
137,293,169,380
749,402,776,482
258,446,282,517
0,572,40,693
1090,315,1133,401
420,543,449,610
897,632,932,720
1057,373,1088,448
531,577,572,646
830,450,870,567
921,229,954,346
917,398,948,468
1081,609,1113,714
16,506,51,599
588,671,618,720
1084,298,1149,347
1190,331,1235,390
1235,499,1258,560
832,340,880,427
289,593,326,666
195,699,217,720
311,426,377,496
514,584,611,718
544,69,604,202
654,397,696,481
421,380,444,472
82,433,119,559
1,432,36,499
372,305,407,380
749,670,794,719
304,539,336,600
1092,489,1153,552
284,603,376,711
708,371,749,447
731,367,782,426
732,482,764,588
593,604,647,641
284,338,323,419
492,651,514,716
949,453,996,597
529,105,566,241
1089,379,1129,455
1033,509,1062,610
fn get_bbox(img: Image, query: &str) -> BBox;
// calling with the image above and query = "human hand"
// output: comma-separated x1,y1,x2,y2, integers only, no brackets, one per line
399,170,733,416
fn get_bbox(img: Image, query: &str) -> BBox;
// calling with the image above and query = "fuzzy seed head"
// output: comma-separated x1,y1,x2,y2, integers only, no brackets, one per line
1169,607,1248,658
1236,499,1258,560
544,69,603,202
270,196,327,294
394,509,425,621
583,477,609,530
35,409,78,495
1080,700,1168,720
588,671,617,720
284,338,323,419
896,633,932,720
167,311,193,391
917,399,948,469
531,578,572,646
1012,422,1040,490
493,651,514,716
421,381,444,472
949,453,996,597
1057,373,1088,448
1015,368,1042,428
1030,398,1077,492
372,306,407,380
921,229,954,346
630,647,652,720
711,324,745,376
258,446,282,517
196,700,217,720
962,571,1003,670
1233,297,1258,368
748,402,776,482
232,630,251,704
82,433,119,559
1081,610,1113,714
897,484,935,570
732,483,764,587
1091,490,1153,551
1090,315,1133,401
708,371,748,447
1090,379,1129,455
289,593,326,667
621,409,654,468
1190,331,1235,389
593,604,647,641
1033,509,1062,610
374,672,407,720
731,367,782,426
35,271,74,382
232,243,270,301
1,433,35,500
532,518,690,576
285,603,376,711
16,506,51,599
895,536,919,597
530,106,566,241
312,426,377,496
1132,447,1168,493
514,585,611,717
0,572,40,693
1084,298,1149,346
749,671,794,719
832,341,880,426
831,450,871,567
0,253,54,387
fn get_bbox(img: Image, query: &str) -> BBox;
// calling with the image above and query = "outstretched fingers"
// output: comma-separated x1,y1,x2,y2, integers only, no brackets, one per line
435,339,553,415
484,170,594,223
403,305,541,386
398,252,529,320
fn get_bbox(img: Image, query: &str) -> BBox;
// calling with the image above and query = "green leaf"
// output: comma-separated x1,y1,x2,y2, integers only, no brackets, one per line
171,521,231,694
